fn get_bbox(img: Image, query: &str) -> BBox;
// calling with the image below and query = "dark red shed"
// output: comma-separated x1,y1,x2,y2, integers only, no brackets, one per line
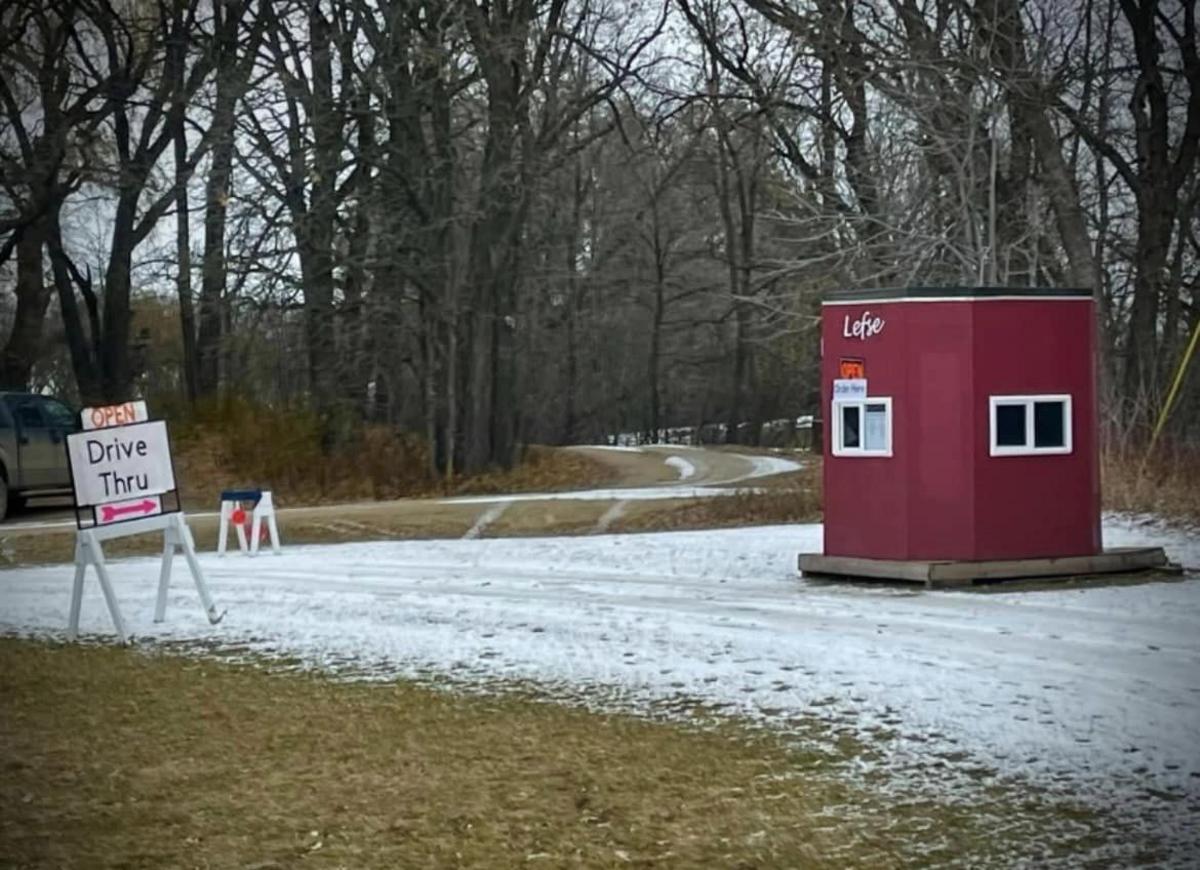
819,286,1101,563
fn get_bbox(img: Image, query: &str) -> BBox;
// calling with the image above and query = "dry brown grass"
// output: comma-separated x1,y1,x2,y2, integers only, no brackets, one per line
616,466,822,534
172,403,432,507
449,446,619,497
0,639,1114,869
170,400,614,509
1101,443,1200,523
482,500,614,538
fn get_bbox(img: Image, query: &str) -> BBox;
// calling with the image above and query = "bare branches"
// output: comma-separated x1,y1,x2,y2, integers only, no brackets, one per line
0,0,1193,441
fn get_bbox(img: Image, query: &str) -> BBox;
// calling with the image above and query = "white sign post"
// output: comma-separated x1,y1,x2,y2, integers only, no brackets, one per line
65,406,223,643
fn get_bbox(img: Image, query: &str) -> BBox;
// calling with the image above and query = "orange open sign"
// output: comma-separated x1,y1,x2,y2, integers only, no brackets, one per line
839,358,866,379
82,400,149,431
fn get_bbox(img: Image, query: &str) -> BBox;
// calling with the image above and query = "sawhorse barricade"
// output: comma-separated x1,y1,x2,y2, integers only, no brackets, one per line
68,512,224,645
217,489,281,556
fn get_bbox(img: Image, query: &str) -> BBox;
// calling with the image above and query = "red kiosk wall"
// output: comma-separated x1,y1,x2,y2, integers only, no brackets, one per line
970,300,1101,559
903,303,978,559
822,302,911,559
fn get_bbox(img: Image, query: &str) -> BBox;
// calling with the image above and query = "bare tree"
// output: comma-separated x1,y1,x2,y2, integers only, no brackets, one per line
195,0,266,399
0,1,115,392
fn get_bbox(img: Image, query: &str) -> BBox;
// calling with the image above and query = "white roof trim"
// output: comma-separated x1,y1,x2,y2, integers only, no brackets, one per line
823,295,1092,306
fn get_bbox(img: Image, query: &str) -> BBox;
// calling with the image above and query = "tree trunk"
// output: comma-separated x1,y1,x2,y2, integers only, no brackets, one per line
1116,0,1197,416
196,92,235,399
303,7,339,431
464,96,523,471
99,194,139,401
561,155,585,444
0,219,52,389
648,230,665,443
195,0,262,400
47,214,102,403
1125,198,1171,406
975,0,1100,293
174,105,198,403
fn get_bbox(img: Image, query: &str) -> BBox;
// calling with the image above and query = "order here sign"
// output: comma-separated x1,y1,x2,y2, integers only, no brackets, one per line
66,420,176,508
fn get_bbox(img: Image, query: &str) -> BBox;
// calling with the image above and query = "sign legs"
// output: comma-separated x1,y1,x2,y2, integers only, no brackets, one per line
68,531,128,643
249,492,281,556
217,499,242,556
218,490,281,556
69,513,223,644
155,514,224,625
217,500,228,554
154,532,175,623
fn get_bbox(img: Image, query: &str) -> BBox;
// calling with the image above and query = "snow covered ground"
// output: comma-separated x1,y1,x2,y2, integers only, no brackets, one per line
2,513,1198,859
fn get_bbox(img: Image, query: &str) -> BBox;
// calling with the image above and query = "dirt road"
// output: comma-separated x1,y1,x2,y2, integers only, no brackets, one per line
0,445,804,564
567,445,797,487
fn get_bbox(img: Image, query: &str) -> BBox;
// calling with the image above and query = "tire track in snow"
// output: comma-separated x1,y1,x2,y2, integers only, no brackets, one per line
595,500,629,532
463,502,508,539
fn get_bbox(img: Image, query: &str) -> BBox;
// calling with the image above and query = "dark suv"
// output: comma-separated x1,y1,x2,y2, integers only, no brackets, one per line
0,392,78,520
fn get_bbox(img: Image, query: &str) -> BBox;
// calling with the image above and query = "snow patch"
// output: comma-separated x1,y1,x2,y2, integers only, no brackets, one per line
664,456,696,480
442,486,733,505
743,454,803,479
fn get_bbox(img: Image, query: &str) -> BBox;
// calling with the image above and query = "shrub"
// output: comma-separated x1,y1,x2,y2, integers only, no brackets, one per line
168,400,611,508
1102,441,1200,523
170,399,435,506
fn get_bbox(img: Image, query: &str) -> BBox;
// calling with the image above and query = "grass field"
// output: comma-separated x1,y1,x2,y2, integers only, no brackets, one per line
0,639,1134,869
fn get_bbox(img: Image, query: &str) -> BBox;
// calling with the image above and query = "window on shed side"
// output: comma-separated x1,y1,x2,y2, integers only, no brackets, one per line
989,395,1072,456
994,404,1026,447
833,397,892,457
841,404,861,449
863,402,889,450
1033,400,1066,448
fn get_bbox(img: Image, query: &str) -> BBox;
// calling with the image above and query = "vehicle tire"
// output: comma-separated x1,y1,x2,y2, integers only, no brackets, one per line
0,477,8,523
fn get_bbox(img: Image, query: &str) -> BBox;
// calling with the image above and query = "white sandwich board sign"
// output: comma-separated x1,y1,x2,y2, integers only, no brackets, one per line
67,419,174,518
62,403,223,643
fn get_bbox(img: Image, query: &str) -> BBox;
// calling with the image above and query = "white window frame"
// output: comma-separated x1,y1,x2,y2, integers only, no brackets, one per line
989,394,1073,456
831,396,893,457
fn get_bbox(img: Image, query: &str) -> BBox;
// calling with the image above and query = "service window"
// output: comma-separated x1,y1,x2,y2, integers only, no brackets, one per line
989,395,1072,456
832,397,893,457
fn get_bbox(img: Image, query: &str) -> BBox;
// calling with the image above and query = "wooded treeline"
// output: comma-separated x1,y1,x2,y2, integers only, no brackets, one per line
1,0,1197,474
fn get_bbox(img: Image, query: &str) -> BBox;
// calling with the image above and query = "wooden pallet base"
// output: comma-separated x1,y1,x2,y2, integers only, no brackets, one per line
797,547,1179,589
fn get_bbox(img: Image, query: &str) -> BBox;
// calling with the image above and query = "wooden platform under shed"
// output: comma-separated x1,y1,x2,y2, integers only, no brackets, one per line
797,547,1177,588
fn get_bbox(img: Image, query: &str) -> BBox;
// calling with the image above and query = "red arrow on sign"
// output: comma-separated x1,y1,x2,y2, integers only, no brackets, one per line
101,499,159,522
